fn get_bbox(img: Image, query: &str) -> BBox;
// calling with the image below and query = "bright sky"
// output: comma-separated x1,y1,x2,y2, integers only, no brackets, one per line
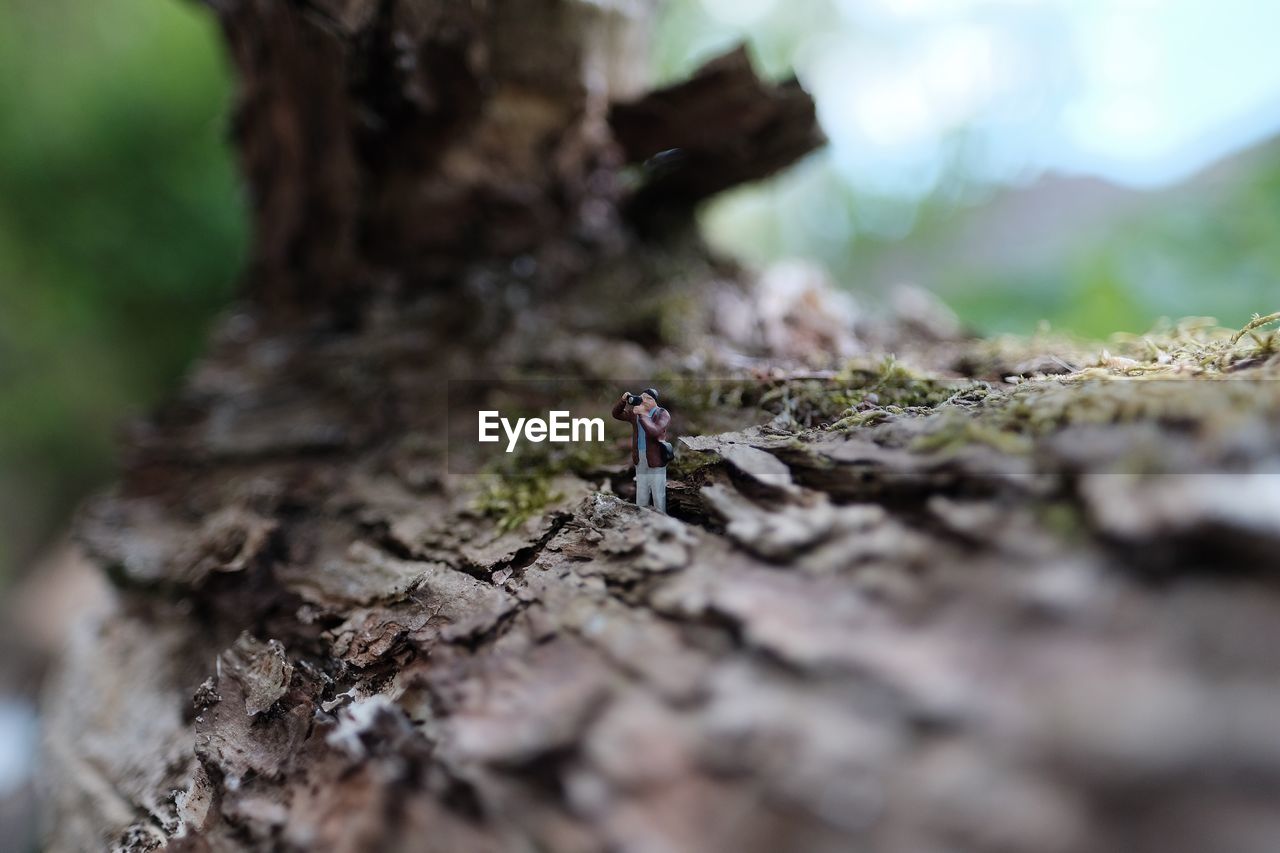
699,0,1280,195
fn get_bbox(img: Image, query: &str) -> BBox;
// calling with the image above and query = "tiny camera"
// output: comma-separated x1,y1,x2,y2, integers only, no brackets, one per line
626,393,644,406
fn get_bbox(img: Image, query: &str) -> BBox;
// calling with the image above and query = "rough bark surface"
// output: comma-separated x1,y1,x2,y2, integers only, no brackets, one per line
36,1,1280,852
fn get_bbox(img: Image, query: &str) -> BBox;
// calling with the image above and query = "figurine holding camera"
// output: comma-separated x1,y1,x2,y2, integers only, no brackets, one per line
611,388,673,513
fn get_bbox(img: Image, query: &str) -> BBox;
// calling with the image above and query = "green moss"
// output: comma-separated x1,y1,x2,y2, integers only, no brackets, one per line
1102,314,1280,373
472,312,1280,532
818,357,989,432
856,356,948,404
1229,312,1280,345
1036,501,1088,544
666,448,719,480
554,440,620,478
829,409,893,431
468,428,624,532
816,313,1280,459
758,379,850,428
472,474,563,534
910,412,1033,456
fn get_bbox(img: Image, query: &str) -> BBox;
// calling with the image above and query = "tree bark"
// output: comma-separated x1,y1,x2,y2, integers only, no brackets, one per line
36,1,1280,852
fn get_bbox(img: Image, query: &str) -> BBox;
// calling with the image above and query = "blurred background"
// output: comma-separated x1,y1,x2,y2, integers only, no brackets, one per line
0,0,244,589
3,0,1280,595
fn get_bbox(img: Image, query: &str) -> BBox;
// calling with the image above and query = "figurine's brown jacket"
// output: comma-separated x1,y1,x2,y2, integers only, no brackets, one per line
611,400,672,468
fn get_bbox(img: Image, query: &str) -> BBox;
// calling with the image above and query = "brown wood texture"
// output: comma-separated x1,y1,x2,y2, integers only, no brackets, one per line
36,1,1280,852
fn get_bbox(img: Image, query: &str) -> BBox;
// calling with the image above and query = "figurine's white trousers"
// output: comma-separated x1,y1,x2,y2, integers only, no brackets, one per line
635,456,667,513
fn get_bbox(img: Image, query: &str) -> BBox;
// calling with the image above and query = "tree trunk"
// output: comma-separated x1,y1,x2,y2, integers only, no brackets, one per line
37,1,1280,852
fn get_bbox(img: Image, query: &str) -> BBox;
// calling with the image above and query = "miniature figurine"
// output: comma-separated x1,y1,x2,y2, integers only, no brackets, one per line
612,388,672,513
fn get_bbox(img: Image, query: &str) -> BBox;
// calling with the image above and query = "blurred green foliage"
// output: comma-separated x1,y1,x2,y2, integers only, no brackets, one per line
702,154,1280,339
0,0,245,580
877,151,1280,337
657,0,1280,339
